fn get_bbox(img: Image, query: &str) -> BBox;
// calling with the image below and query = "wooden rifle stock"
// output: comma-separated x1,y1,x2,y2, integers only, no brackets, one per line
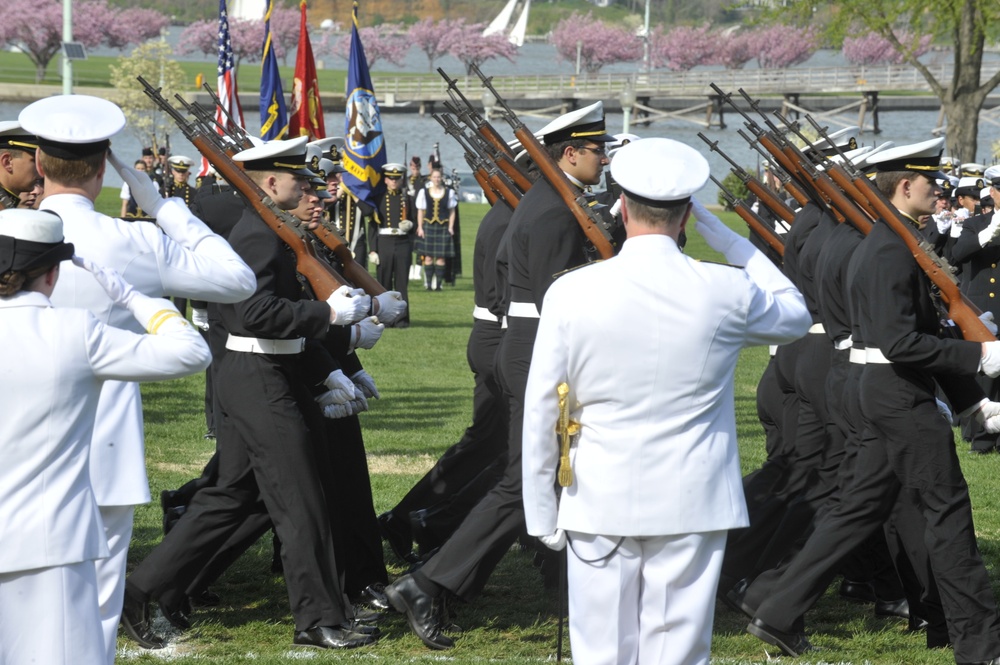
712,175,785,256
308,220,387,296
440,100,532,194
471,66,615,259
474,169,499,205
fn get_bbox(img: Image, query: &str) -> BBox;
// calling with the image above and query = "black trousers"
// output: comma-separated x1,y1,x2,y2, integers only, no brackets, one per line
416,317,536,601
390,320,508,551
754,364,1000,662
128,352,348,631
375,235,412,325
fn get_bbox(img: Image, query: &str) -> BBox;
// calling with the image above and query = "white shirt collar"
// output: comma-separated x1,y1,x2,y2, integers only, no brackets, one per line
0,290,53,309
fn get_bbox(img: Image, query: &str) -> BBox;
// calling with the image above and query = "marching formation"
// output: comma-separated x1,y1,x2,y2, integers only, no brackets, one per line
2,65,1000,665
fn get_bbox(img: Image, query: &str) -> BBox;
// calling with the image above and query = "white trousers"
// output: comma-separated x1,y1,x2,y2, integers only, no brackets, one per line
565,530,727,665
97,505,135,664
0,561,104,665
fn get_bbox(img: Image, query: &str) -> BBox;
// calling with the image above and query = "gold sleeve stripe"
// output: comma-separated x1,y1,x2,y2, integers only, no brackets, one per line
147,310,185,334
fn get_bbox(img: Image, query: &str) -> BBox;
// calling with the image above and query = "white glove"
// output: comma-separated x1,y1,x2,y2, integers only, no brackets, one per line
978,216,1000,247
935,398,953,423
373,291,407,325
351,369,380,399
349,316,385,351
72,255,137,310
320,402,352,419
191,307,210,331
975,400,1000,433
691,199,754,264
346,388,370,415
934,213,952,235
981,341,1000,378
980,311,998,336
326,285,370,325
950,216,965,238
318,369,355,405
368,251,380,266
538,529,567,551
399,219,414,233
108,150,166,217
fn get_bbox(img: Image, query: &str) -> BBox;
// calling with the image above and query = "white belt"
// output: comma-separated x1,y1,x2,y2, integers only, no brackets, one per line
379,228,406,236
808,323,825,334
473,306,500,323
508,301,540,319
865,348,892,364
849,347,866,364
226,334,306,355
834,335,853,351
769,345,778,357
501,316,508,329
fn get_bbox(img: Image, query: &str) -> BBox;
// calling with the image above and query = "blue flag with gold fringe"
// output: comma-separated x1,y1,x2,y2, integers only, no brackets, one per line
259,0,287,141
342,1,385,208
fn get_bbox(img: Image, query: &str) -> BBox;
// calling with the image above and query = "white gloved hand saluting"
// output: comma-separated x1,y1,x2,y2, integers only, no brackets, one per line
318,369,355,405
372,290,407,325
538,529,567,551
326,285,370,325
107,149,166,217
349,316,385,351
72,255,137,310
691,199,754,265
351,369,380,399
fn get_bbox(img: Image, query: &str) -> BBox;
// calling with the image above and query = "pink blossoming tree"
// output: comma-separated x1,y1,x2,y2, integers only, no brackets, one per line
409,17,464,73
316,24,410,69
843,30,932,66
650,24,715,71
446,20,518,75
550,12,642,74
750,24,819,69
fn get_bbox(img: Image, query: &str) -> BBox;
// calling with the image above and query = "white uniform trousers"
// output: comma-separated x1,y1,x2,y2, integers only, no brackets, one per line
566,530,727,665
97,505,135,664
0,561,103,665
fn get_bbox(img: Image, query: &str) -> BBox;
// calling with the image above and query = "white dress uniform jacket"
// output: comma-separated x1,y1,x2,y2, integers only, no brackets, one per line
41,194,255,505
0,291,210,573
522,234,811,538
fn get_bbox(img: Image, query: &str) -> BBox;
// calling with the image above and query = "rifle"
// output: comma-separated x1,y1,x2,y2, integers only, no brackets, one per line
734,128,811,208
441,98,533,194
200,81,255,149
138,75,349,300
437,67,515,159
433,112,522,208
471,63,617,260
698,132,796,226
711,175,785,257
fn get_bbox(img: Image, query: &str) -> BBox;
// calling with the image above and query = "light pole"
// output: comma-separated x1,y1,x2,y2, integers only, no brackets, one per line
642,0,651,73
481,90,495,121
62,0,73,94
620,86,636,135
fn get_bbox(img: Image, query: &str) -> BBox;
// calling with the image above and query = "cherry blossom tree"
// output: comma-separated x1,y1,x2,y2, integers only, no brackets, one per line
711,29,756,69
177,18,266,67
749,25,819,69
842,30,932,66
0,0,170,83
268,6,302,65
446,20,518,75
550,12,642,74
650,24,714,71
315,24,410,69
409,17,463,72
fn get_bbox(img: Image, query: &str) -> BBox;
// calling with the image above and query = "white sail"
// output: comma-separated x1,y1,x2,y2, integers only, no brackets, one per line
483,0,518,37
508,0,530,47
228,0,264,21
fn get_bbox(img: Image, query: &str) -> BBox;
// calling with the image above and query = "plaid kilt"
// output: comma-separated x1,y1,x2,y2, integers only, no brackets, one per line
416,223,455,258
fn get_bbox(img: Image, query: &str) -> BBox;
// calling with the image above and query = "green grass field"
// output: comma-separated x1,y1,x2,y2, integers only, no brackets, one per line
102,197,1000,664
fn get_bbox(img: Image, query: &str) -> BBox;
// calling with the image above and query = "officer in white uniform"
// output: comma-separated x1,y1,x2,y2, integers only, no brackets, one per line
18,95,256,658
0,209,210,665
521,138,812,665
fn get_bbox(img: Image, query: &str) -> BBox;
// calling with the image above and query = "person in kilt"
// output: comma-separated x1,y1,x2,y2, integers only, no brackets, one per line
415,167,457,291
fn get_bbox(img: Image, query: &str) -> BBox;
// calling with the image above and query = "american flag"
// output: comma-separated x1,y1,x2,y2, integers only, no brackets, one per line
199,0,244,177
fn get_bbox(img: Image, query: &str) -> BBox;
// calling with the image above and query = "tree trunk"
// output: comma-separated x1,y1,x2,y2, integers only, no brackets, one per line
942,94,986,163
943,0,987,162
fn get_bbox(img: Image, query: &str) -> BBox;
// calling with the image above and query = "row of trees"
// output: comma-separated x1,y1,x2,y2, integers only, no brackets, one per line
1,0,170,83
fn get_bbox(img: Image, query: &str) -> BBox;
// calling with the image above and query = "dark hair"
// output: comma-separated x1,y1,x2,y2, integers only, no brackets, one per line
0,264,51,297
874,171,917,198
622,195,689,229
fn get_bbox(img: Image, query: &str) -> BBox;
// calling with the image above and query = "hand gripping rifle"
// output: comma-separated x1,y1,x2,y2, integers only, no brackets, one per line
801,119,993,342
698,132,796,226
711,175,785,257
138,75,349,300
471,63,617,260
433,112,522,208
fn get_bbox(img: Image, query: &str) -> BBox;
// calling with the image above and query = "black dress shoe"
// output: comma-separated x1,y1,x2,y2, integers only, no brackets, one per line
158,588,192,630
875,597,910,619
352,606,382,625
378,511,419,564
343,620,381,638
120,588,165,650
354,583,390,612
189,588,221,607
722,578,754,618
293,625,376,649
385,575,454,650
839,578,877,604
747,617,815,657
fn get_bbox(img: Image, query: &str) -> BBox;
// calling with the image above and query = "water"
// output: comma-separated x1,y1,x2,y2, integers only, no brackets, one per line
8,34,998,205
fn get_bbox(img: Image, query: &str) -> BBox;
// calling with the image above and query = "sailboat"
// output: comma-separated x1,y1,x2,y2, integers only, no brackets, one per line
482,0,530,47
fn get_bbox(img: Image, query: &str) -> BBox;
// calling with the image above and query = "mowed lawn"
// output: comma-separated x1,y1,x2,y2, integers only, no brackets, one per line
92,192,1000,664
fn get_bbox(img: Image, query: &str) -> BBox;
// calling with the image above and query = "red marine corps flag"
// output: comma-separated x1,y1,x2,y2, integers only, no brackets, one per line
288,0,325,140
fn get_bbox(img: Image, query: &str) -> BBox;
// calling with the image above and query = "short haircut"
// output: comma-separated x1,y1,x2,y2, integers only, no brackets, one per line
39,150,105,187
874,170,919,198
547,138,589,163
623,194,689,229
